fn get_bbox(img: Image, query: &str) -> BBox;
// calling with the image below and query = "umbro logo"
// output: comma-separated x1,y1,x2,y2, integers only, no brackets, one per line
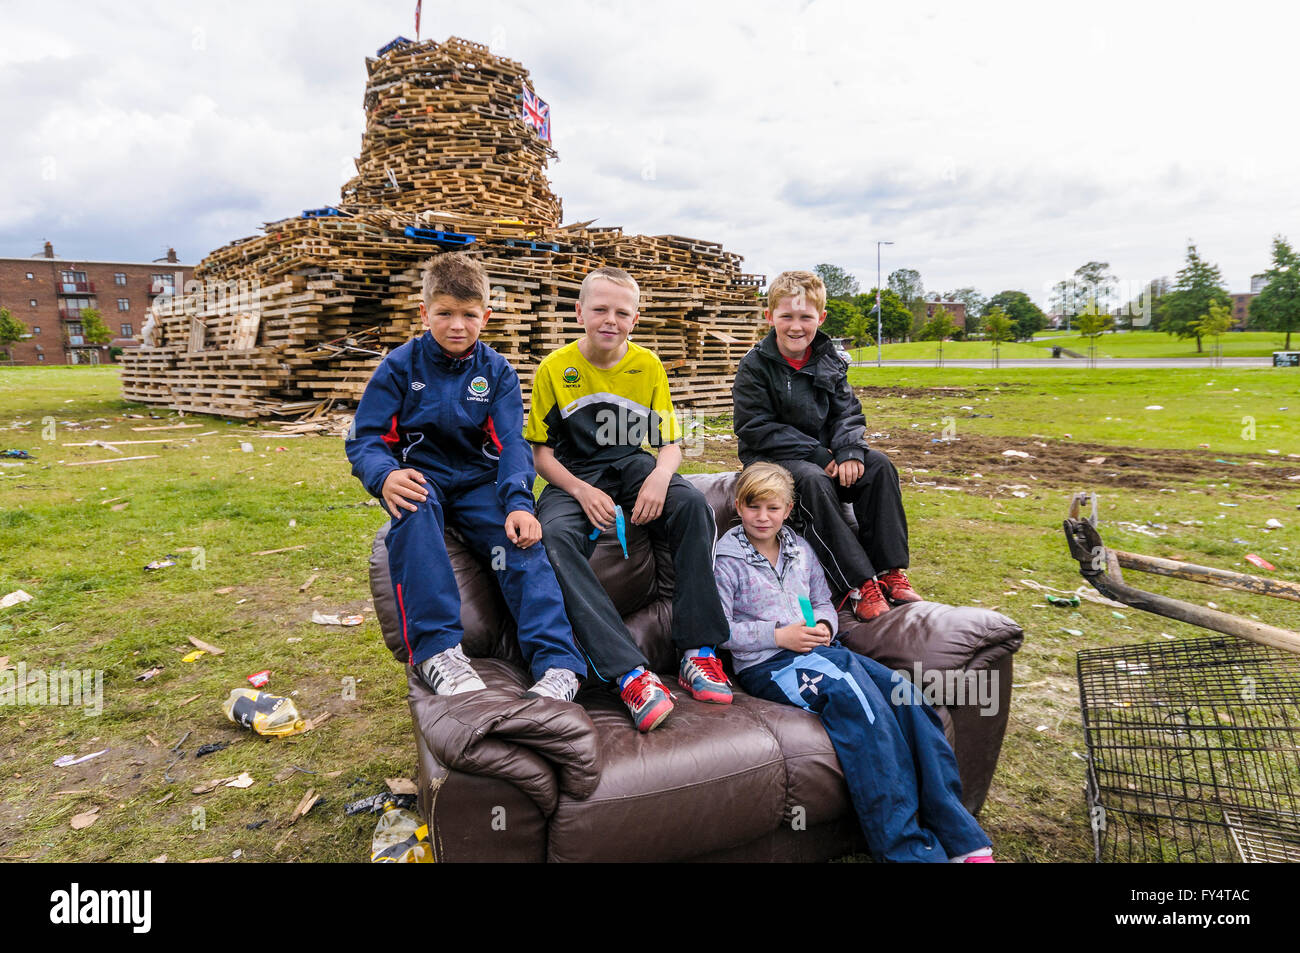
410,382,425,391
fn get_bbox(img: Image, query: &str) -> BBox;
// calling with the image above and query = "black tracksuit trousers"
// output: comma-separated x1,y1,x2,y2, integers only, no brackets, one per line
781,451,910,596
536,451,727,682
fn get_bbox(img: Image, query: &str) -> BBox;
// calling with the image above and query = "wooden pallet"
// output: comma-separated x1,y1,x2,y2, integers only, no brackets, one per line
122,36,765,422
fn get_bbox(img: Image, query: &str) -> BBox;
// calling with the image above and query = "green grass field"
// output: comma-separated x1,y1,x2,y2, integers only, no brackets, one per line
1,365,1297,863
852,330,1291,362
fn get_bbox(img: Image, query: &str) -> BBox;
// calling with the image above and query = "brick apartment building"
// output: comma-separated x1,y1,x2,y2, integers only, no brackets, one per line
0,241,194,365
923,299,967,327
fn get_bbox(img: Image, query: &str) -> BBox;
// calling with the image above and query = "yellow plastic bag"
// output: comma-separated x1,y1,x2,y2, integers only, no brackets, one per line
370,804,433,863
221,689,306,737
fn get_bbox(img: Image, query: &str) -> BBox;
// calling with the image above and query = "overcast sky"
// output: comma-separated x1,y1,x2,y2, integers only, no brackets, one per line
2,0,1294,304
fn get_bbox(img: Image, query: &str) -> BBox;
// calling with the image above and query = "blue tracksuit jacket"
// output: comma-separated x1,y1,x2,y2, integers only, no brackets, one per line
345,333,534,514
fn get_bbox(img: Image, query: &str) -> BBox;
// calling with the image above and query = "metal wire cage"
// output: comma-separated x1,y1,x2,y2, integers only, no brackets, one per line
1078,636,1300,862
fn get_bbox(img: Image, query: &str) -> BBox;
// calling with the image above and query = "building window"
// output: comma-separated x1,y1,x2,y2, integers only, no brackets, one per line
114,273,127,286
30,299,37,307
121,323,133,337
118,298,130,311
61,270,87,284
25,272,34,280
32,326,40,334
37,354,45,362
151,273,175,293
67,322,84,337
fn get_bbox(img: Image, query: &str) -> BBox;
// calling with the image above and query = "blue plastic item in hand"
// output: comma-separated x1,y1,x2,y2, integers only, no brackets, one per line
588,505,629,559
798,595,817,627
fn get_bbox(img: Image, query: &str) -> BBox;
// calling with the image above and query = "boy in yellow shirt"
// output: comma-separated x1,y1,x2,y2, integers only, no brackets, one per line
526,267,732,731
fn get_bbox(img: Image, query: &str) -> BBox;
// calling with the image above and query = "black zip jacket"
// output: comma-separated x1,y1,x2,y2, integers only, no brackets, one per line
732,330,868,469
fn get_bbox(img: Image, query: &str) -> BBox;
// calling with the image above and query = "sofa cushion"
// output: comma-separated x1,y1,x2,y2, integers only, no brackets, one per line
587,522,660,618
729,691,852,828
407,659,601,815
839,601,1024,674
546,690,789,862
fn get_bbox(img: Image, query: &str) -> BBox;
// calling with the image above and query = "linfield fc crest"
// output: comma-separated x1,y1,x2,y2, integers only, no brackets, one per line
562,366,580,384
469,376,490,396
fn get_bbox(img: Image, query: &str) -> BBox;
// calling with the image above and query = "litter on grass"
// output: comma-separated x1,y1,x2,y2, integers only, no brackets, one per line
1,590,33,609
311,611,363,626
54,749,109,767
1245,554,1278,571
346,792,418,816
221,689,306,737
247,670,271,688
181,650,207,663
144,557,176,571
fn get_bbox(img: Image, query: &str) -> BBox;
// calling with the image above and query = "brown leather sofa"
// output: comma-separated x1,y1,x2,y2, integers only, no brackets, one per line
369,470,1024,862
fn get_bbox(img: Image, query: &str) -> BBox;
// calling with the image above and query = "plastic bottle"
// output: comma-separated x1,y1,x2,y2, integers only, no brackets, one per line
370,803,433,863
221,689,306,737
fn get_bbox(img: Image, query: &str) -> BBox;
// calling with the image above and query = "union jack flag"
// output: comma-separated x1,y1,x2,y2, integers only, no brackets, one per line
521,85,551,141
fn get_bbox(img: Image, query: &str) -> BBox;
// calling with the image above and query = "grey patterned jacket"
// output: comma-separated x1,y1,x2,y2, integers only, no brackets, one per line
714,524,839,674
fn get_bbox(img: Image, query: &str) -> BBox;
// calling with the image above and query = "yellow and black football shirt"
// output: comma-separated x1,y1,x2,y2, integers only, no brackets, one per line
525,340,681,477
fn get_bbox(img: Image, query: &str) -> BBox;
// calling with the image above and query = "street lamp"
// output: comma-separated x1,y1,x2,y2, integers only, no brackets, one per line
876,241,894,367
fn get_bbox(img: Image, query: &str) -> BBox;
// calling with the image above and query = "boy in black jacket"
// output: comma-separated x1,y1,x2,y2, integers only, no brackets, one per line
731,270,923,621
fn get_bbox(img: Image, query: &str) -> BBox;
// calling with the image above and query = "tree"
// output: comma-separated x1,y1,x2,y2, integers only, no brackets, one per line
918,307,960,366
1073,261,1117,314
917,307,959,341
1194,300,1234,367
983,306,1014,367
1076,305,1114,367
1251,235,1300,350
814,264,860,299
1049,280,1076,328
945,287,987,334
0,307,29,363
78,308,113,346
987,290,1046,341
853,289,912,342
823,298,864,338
845,311,876,349
887,268,924,306
1159,242,1228,353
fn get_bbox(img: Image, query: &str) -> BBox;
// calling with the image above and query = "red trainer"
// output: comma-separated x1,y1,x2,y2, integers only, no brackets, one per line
878,569,923,604
852,579,892,622
620,670,674,732
678,652,733,705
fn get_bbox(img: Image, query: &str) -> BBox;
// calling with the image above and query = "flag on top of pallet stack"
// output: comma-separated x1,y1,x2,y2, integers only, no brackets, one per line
521,85,551,141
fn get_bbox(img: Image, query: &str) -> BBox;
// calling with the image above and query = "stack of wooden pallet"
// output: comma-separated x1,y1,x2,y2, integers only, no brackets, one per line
120,36,764,419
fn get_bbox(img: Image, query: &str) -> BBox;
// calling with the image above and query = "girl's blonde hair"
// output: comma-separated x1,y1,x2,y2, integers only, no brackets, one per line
734,462,795,508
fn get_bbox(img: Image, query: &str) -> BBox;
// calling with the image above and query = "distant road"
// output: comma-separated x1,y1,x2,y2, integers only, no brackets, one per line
851,357,1276,369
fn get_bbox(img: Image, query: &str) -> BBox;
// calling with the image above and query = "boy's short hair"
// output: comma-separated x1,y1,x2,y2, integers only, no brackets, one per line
421,253,489,307
735,462,796,508
580,266,640,304
766,270,826,314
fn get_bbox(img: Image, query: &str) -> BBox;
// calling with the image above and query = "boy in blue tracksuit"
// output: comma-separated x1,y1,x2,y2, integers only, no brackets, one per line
345,253,586,701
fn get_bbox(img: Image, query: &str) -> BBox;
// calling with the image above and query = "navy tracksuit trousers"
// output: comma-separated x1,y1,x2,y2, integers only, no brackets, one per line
737,645,989,863
385,476,587,680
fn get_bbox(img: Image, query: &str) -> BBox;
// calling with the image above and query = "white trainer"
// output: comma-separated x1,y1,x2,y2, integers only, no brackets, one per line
523,667,580,703
416,644,486,696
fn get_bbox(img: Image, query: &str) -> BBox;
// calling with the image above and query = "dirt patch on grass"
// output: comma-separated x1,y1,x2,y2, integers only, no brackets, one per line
684,426,1298,496
852,385,982,399
878,431,1300,494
